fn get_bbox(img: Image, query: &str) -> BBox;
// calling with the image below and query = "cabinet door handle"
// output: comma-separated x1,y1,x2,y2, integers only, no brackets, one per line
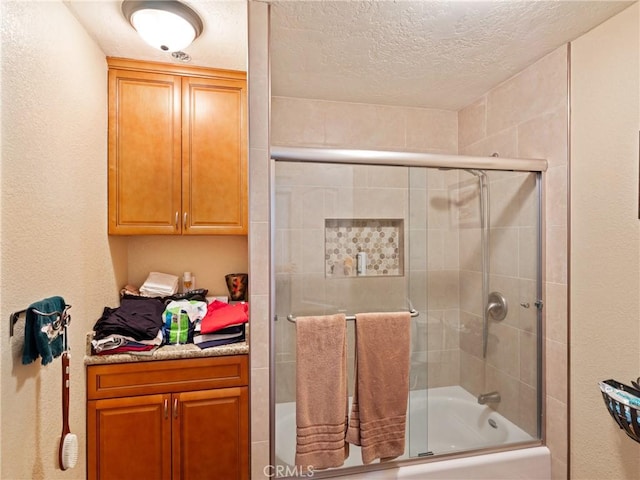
164,399,169,420
174,211,179,230
183,212,188,230
173,398,179,419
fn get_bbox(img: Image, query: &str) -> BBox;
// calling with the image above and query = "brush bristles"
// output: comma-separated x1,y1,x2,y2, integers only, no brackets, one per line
62,434,78,470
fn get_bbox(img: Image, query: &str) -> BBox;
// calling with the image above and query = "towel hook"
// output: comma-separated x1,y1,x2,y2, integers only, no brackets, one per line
9,304,72,337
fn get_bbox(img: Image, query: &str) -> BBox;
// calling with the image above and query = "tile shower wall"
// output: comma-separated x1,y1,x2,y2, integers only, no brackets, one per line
272,97,457,153
272,98,460,403
247,3,271,477
458,45,569,478
274,162,410,402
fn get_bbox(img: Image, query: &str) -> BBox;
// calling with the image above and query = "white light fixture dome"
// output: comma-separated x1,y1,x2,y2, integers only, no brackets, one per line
122,1,203,52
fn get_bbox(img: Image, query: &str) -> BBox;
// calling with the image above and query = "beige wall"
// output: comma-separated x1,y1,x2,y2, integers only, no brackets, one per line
0,3,250,478
570,4,640,479
0,8,3,475
126,236,248,297
1,2,120,478
0,5,3,474
458,45,569,475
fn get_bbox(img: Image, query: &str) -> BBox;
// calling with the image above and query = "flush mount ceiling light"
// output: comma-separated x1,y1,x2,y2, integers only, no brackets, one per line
122,0,203,52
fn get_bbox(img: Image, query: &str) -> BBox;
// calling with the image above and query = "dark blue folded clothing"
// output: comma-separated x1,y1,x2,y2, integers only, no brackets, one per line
93,297,164,341
194,324,244,342
22,296,66,366
194,330,245,350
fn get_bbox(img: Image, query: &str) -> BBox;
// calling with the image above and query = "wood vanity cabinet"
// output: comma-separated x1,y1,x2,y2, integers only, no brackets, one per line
107,58,247,235
86,355,249,480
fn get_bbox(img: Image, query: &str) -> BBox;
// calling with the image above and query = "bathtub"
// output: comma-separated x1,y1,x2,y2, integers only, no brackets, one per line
275,385,550,479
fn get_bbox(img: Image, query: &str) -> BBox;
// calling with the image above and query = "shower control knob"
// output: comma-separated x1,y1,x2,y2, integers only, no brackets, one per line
486,291,508,321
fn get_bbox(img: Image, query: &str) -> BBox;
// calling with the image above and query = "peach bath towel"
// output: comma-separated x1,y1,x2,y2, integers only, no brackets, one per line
346,312,411,464
295,314,349,469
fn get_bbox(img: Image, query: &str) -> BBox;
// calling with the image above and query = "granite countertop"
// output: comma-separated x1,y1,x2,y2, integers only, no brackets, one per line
84,332,249,365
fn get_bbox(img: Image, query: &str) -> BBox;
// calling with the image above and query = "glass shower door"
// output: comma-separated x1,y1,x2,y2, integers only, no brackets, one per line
435,168,542,454
273,160,414,473
272,159,543,475
409,167,542,457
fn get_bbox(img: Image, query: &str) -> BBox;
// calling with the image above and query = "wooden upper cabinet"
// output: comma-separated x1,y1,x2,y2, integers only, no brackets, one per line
107,58,247,235
182,76,247,235
108,69,182,234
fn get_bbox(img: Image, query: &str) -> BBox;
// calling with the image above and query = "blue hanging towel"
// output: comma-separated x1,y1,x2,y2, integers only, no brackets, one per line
22,296,66,365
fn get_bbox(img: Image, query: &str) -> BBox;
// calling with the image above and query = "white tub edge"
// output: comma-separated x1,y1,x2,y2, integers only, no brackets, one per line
342,446,551,480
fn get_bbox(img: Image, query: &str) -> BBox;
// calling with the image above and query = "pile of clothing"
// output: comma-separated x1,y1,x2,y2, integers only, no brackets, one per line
92,294,248,355
193,300,249,349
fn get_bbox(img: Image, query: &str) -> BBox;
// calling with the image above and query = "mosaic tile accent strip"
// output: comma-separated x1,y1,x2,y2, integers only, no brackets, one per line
325,219,404,277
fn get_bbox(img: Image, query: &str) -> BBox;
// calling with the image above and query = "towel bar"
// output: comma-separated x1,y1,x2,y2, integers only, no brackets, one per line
284,309,419,323
9,304,72,337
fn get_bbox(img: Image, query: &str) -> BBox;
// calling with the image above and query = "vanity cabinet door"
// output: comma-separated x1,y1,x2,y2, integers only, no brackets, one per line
86,355,249,479
87,393,172,480
172,387,249,480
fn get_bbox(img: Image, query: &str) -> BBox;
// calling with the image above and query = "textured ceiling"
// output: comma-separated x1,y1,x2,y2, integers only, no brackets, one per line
270,1,634,110
66,1,633,111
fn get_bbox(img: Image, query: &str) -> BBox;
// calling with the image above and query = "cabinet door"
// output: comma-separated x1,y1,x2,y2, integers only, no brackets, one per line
182,76,247,235
172,387,249,480
108,69,182,234
87,394,172,480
